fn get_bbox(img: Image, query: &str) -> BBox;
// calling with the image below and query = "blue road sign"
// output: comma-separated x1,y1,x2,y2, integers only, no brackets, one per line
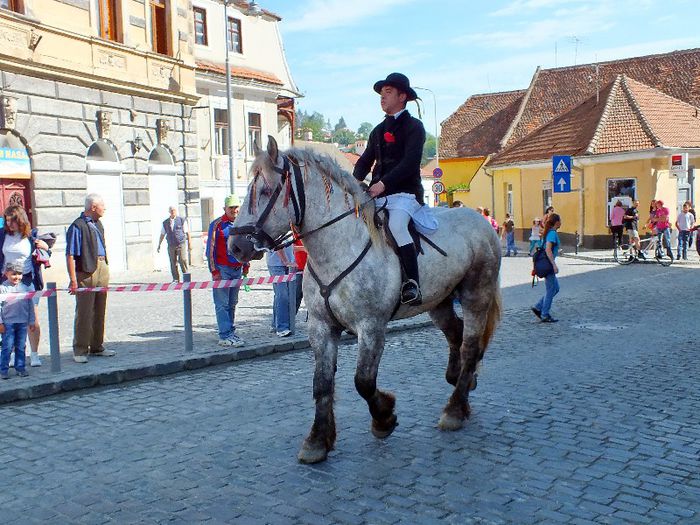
552,155,571,193
432,167,443,178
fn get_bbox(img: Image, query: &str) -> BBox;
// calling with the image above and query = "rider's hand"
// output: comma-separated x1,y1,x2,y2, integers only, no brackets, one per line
368,182,385,198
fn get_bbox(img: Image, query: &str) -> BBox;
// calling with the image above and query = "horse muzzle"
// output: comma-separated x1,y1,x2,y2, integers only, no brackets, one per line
229,234,264,262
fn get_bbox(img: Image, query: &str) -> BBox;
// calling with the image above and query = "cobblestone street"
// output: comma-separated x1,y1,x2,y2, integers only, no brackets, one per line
1,258,699,524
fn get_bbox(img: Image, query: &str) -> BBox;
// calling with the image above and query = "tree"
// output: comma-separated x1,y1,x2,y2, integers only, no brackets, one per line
356,122,373,140
421,133,437,167
296,111,327,141
334,117,348,132
332,128,356,146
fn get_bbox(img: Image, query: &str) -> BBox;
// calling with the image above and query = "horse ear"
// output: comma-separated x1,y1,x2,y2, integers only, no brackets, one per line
253,139,263,157
267,135,279,164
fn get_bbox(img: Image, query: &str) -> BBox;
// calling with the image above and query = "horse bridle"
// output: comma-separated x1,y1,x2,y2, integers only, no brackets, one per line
230,154,374,253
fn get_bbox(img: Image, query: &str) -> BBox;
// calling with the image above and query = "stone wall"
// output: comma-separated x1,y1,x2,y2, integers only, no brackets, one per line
0,70,201,282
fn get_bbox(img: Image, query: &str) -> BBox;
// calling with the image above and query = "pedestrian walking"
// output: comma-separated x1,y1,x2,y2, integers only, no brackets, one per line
528,217,542,255
0,261,37,379
0,205,49,367
352,72,436,306
675,202,694,260
502,213,518,256
483,208,499,233
652,200,672,257
206,194,248,347
609,200,625,247
623,200,644,258
267,245,296,337
157,205,192,282
531,213,561,323
66,194,114,363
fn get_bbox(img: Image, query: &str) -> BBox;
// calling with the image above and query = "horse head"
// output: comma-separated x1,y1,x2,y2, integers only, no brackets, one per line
229,135,296,262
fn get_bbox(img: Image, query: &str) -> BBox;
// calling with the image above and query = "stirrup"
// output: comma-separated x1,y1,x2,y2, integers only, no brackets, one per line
401,279,422,306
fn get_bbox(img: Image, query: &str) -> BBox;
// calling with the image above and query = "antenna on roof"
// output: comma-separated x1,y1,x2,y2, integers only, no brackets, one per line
588,62,601,106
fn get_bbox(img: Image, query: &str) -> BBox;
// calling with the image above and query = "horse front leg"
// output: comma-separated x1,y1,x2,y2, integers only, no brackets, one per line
354,327,397,439
298,321,342,464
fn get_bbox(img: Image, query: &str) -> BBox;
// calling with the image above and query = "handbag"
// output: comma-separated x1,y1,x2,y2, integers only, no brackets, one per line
532,244,554,278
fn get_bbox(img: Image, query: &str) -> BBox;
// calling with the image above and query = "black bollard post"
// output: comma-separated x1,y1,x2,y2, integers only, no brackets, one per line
183,273,193,352
575,231,580,255
47,282,61,373
288,271,296,335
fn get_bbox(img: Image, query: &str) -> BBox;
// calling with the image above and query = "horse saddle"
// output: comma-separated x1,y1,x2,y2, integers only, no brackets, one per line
375,207,447,262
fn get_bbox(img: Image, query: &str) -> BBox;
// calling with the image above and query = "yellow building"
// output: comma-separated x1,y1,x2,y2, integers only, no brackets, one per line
487,75,700,248
1,0,199,276
442,48,700,245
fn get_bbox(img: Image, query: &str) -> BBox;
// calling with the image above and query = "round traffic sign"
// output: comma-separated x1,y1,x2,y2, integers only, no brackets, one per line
432,167,443,178
432,181,445,194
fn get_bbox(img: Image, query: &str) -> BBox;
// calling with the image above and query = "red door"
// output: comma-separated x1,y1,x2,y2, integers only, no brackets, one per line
0,178,33,225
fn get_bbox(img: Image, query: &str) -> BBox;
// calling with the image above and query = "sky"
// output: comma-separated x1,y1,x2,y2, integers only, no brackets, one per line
260,0,700,139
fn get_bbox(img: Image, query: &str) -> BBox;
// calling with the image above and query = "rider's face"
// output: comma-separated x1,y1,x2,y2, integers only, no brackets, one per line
380,86,407,115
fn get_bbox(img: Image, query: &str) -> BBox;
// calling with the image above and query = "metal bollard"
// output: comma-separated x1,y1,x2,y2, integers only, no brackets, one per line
47,282,61,373
288,272,297,335
575,231,580,255
183,273,193,352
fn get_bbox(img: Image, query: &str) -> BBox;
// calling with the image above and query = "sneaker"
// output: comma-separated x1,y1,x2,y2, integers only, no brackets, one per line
541,315,559,323
73,355,88,363
227,334,245,347
269,327,276,333
16,369,28,377
8,353,14,368
90,349,116,357
276,329,292,337
30,353,42,367
0,371,8,380
531,307,542,319
218,338,235,347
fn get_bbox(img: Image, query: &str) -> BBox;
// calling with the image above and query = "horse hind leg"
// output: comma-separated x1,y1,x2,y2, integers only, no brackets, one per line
428,295,464,387
298,321,342,464
354,327,397,439
439,286,502,431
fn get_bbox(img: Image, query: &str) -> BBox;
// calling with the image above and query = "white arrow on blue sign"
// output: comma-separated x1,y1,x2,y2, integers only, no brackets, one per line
552,155,571,193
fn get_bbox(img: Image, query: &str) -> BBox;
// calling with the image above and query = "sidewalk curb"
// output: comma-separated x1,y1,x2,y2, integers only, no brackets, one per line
0,318,435,405
560,253,615,263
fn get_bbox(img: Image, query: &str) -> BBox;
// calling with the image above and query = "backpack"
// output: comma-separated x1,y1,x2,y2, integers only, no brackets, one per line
532,242,554,278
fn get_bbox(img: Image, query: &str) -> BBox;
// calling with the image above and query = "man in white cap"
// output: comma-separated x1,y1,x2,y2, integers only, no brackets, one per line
206,194,248,347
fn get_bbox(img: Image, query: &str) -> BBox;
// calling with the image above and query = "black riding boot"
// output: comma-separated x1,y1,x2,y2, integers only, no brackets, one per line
398,244,422,306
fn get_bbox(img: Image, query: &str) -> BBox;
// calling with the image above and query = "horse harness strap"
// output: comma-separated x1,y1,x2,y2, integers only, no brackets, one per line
306,238,373,329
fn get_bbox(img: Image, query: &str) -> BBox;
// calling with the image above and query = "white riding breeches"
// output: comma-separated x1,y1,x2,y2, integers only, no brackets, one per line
381,192,439,247
388,208,413,247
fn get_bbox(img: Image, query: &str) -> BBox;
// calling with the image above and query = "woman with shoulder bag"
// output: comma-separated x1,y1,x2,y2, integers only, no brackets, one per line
531,213,561,323
0,206,49,367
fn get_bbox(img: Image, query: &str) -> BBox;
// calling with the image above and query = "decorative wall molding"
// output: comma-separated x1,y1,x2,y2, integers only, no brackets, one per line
1,96,19,130
97,110,113,139
156,119,170,144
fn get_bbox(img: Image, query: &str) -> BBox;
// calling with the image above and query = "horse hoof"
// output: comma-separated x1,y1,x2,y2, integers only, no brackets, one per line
438,413,464,431
371,415,398,439
297,443,328,464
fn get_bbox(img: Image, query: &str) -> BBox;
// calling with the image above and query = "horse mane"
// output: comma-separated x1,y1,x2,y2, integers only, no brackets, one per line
285,147,380,242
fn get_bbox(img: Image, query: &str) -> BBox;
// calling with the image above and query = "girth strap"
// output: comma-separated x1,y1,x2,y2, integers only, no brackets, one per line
306,238,373,329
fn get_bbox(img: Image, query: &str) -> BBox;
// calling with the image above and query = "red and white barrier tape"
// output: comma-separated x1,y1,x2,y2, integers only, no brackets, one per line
0,271,302,302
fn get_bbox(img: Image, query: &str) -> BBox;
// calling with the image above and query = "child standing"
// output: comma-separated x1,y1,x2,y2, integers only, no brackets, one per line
0,261,37,379
529,218,542,255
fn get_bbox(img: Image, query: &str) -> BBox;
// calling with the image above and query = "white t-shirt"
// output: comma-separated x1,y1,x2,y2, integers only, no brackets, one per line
3,233,32,274
677,211,694,231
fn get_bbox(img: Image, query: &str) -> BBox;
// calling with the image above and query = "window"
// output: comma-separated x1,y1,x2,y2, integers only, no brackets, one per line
542,180,552,215
606,178,636,226
0,0,23,13
193,7,207,45
227,17,242,53
98,0,120,42
247,112,261,156
214,109,229,156
151,0,170,55
506,183,513,216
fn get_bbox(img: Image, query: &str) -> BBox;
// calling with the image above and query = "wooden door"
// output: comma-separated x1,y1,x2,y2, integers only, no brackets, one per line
0,178,33,225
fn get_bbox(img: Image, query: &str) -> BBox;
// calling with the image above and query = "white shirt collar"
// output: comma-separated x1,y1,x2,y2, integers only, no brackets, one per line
391,109,406,119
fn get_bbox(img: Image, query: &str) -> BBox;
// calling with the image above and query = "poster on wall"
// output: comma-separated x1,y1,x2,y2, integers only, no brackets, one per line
0,148,31,179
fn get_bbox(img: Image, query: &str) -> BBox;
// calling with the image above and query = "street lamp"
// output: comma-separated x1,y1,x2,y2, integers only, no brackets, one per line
414,86,439,168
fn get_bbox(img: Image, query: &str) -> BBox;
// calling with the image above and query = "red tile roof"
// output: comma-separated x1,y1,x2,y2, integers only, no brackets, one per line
488,74,700,166
440,90,525,159
503,47,700,147
196,60,284,86
342,151,360,166
455,95,525,157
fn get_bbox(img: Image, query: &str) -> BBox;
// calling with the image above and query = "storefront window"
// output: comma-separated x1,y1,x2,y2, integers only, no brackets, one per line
606,178,636,225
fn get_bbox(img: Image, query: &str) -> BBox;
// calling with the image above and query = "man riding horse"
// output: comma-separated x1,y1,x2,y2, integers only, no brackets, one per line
353,72,435,306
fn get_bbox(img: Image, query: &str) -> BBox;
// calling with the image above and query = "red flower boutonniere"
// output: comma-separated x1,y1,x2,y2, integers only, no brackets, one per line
384,131,396,143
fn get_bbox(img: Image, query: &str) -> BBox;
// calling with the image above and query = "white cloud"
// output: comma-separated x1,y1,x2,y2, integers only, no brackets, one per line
490,0,587,17
283,0,417,33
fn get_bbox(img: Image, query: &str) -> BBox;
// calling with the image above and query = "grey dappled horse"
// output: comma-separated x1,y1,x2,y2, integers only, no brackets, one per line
230,137,501,464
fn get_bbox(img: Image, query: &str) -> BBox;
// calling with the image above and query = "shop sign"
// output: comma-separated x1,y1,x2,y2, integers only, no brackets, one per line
670,153,688,179
0,147,31,179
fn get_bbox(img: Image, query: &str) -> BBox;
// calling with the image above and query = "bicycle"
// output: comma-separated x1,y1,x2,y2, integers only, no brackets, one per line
614,232,673,266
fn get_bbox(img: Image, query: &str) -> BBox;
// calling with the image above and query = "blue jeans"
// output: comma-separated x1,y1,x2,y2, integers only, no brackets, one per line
212,265,242,340
535,273,559,318
677,230,690,259
1,323,28,374
506,232,518,255
657,228,671,255
268,265,291,332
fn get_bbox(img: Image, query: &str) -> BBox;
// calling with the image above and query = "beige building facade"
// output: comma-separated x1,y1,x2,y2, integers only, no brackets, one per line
0,0,200,278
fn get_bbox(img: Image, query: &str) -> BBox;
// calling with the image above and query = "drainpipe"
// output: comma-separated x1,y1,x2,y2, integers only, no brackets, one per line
573,161,585,249
484,166,495,214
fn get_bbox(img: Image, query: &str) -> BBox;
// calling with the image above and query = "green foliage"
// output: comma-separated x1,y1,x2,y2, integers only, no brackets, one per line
446,182,470,195
334,117,348,132
332,127,357,146
421,133,437,167
296,110,328,142
357,122,373,139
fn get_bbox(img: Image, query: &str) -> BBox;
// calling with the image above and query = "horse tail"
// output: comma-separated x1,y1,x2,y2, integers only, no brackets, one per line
479,287,501,360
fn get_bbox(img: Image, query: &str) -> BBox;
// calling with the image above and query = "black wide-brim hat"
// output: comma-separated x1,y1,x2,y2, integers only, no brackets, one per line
373,72,418,101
